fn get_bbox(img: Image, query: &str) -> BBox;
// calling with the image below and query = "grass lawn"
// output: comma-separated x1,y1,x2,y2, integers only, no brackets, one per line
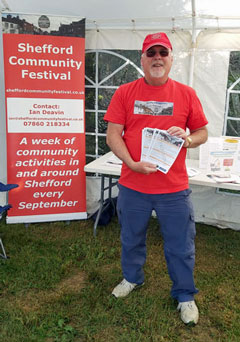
0,216,240,342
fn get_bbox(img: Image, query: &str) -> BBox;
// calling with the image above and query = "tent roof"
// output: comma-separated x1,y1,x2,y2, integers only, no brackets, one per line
1,0,240,31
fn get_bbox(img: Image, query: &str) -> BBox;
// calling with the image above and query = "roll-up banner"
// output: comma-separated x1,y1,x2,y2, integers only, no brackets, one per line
1,13,87,223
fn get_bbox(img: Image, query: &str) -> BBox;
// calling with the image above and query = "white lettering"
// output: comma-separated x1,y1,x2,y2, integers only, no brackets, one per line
33,191,64,199
24,179,72,188
18,199,78,210
19,137,27,145
21,70,71,80
17,43,73,55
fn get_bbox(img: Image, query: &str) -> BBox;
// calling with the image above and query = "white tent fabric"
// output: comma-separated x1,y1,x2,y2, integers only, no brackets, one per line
0,0,240,229
2,0,240,31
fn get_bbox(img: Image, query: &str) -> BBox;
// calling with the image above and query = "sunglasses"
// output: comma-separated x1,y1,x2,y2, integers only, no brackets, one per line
146,49,169,58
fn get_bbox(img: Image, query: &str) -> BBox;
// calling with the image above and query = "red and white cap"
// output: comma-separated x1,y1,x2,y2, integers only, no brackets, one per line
142,32,172,53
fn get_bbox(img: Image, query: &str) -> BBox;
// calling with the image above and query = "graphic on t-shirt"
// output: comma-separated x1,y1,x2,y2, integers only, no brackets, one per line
134,100,173,116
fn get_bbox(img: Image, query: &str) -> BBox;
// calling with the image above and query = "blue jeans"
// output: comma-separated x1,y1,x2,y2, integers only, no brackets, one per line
117,184,198,302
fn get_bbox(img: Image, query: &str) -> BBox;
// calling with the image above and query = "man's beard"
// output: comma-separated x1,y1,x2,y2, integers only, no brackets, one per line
149,67,166,78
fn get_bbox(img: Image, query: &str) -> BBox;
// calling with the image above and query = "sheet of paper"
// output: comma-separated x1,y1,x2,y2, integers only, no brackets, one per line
141,127,155,162
200,136,240,174
207,174,240,184
102,154,122,168
187,167,201,177
141,128,184,174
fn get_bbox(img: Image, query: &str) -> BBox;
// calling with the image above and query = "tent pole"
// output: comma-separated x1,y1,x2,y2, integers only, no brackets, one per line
188,0,197,87
187,0,197,159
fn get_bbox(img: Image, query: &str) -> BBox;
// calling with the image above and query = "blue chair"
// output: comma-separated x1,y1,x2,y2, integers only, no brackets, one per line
0,183,19,259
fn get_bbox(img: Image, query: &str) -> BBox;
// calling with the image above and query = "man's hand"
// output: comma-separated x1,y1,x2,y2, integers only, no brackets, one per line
129,161,157,174
167,126,187,140
167,125,208,148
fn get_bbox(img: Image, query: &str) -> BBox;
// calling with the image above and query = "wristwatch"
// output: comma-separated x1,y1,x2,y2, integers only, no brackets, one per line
186,136,193,148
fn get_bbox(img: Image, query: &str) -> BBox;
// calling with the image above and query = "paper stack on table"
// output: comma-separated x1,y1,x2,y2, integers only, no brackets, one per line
187,167,201,178
207,173,240,184
103,153,122,169
141,128,184,174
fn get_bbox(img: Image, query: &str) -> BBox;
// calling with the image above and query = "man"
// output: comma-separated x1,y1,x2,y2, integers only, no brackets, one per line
104,32,208,325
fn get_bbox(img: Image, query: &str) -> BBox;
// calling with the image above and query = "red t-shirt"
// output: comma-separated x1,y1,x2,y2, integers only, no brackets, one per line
104,77,208,194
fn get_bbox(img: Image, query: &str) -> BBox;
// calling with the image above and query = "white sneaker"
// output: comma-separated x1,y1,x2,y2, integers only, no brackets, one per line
177,300,199,325
112,278,143,298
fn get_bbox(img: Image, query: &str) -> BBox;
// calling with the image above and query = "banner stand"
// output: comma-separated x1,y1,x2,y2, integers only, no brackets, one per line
0,238,8,259
2,13,87,224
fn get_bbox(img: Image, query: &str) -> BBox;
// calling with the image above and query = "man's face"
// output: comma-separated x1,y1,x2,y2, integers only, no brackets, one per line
141,45,173,84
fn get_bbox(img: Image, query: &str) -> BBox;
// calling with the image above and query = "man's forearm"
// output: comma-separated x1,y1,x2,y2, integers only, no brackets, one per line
106,131,135,168
106,122,158,174
186,127,208,148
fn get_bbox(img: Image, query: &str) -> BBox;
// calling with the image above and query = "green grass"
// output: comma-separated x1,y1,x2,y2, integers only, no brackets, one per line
0,216,240,342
